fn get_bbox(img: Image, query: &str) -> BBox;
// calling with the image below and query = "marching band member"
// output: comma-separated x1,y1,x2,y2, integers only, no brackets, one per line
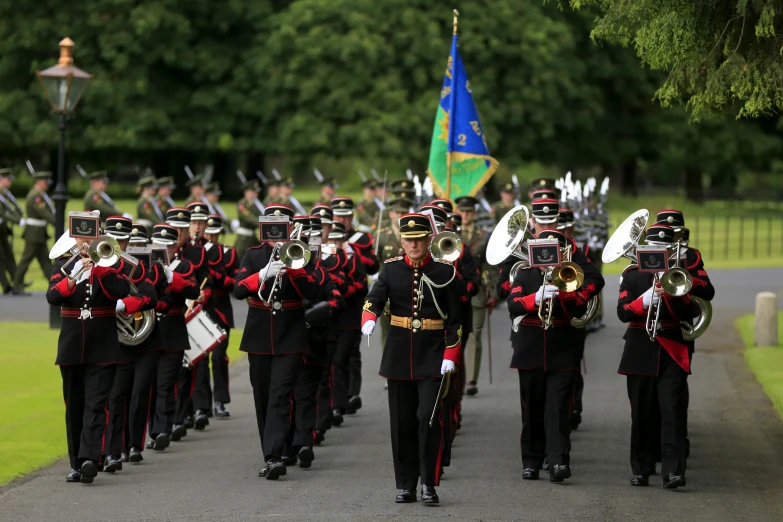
148,217,200,447
103,217,159,472
284,216,346,468
331,196,379,413
361,213,462,504
617,223,700,489
506,199,604,483
202,214,238,418
234,204,321,480
46,226,131,484
326,220,368,425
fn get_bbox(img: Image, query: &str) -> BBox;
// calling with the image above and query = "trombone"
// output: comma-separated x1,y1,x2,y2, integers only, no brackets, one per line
257,223,311,305
645,241,692,341
59,235,122,281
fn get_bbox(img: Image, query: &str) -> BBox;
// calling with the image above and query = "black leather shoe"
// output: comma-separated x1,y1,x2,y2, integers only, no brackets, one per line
281,454,298,467
194,411,209,430
184,416,194,429
104,456,122,473
66,469,81,483
171,424,187,441
120,454,129,463
466,382,478,396
522,468,539,480
205,408,213,418
395,488,416,503
314,430,325,446
631,475,649,486
214,402,230,418
347,395,362,414
332,409,344,427
259,459,287,480
129,447,143,463
570,410,582,431
80,460,98,484
154,432,170,451
421,484,439,505
549,465,571,483
663,473,686,489
298,446,314,469
11,288,30,296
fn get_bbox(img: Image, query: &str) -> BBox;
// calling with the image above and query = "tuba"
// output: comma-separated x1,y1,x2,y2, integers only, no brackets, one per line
430,231,463,262
116,252,155,346
487,205,532,283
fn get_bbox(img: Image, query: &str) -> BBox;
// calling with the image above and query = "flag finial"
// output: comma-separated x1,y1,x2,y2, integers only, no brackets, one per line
453,9,459,35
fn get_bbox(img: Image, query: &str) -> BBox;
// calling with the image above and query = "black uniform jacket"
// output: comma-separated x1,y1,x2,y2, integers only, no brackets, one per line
453,245,480,335
156,259,200,352
134,262,169,353
347,229,380,276
337,248,369,330
304,264,346,366
234,242,320,355
116,259,159,361
616,267,700,376
363,254,463,381
211,244,238,329
178,241,212,299
506,244,604,371
47,256,131,366
319,253,351,341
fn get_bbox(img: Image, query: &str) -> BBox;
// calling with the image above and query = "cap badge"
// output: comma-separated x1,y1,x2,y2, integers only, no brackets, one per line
274,210,281,216
543,206,549,213
131,228,138,235
540,180,546,186
339,201,346,207
658,231,665,238
408,220,416,228
208,219,214,225
161,229,168,237
319,209,326,216
114,223,122,230
195,206,201,213
667,216,674,223
177,212,184,219
505,183,512,189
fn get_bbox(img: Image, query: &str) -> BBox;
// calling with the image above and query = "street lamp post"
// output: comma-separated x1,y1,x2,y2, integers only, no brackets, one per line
36,38,93,328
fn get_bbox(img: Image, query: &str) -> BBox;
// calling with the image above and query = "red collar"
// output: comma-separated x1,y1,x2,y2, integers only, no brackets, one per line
404,253,431,268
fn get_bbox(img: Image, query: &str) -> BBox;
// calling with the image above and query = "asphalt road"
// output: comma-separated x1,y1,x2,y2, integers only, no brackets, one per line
1,268,783,521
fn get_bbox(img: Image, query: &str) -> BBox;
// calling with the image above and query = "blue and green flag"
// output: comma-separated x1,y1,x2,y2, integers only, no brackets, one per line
426,28,498,200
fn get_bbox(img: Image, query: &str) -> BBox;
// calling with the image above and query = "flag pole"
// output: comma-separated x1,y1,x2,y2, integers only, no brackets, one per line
446,9,459,201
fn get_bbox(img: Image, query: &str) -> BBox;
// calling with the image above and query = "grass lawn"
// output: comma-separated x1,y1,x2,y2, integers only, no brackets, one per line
11,192,783,291
0,323,246,485
737,312,783,418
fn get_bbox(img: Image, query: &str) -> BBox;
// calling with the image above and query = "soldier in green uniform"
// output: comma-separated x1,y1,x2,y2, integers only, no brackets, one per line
317,177,339,205
356,180,379,233
136,174,163,236
455,196,499,396
373,187,414,232
262,178,281,206
278,177,294,207
12,172,55,295
185,175,205,206
234,180,263,260
375,195,412,353
156,176,177,214
491,182,516,225
83,171,125,222
0,168,25,294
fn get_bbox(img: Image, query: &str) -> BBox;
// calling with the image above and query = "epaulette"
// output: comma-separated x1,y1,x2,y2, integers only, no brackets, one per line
433,257,454,266
384,256,403,264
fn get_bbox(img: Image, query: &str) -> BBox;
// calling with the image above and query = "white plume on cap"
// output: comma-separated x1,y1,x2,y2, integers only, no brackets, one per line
600,176,610,195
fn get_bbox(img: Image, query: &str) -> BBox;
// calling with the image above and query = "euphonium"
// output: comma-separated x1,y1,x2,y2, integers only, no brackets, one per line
430,231,463,262
682,296,712,341
117,283,156,346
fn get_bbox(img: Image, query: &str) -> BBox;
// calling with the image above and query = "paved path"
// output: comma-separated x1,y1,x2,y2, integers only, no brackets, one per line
1,268,783,521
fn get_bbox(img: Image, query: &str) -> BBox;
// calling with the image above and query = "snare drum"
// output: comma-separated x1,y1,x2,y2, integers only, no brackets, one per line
183,304,227,367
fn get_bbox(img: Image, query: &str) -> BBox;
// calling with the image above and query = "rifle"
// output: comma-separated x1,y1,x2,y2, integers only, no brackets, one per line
374,170,388,256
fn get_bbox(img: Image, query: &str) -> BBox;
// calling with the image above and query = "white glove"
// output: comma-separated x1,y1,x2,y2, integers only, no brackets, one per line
70,258,85,276
116,300,126,313
441,360,455,375
163,265,174,284
641,288,660,309
535,285,558,306
19,218,26,227
361,320,376,336
230,219,240,232
261,260,286,281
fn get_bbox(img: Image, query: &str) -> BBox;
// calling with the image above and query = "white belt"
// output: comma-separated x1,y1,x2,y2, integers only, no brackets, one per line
235,227,254,237
357,224,372,233
137,219,154,226
26,218,47,227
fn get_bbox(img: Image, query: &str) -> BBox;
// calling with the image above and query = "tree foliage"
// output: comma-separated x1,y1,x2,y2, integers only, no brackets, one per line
568,0,783,119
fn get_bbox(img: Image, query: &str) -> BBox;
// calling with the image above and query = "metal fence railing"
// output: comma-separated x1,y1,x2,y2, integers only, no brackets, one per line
689,215,783,261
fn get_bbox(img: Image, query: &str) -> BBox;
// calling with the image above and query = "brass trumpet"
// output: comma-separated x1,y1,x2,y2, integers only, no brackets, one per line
257,223,311,305
62,235,121,280
430,231,463,262
538,244,585,329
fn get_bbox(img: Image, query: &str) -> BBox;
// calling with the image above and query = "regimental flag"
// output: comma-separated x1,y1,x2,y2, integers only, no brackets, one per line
426,27,498,201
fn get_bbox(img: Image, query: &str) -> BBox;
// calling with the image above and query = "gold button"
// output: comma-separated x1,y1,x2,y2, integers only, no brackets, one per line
414,312,418,317
412,329,417,333
413,280,418,285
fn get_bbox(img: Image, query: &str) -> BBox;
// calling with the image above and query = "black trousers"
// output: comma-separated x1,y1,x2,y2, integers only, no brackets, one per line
626,350,688,478
332,330,360,411
348,339,362,398
248,352,302,461
127,351,160,450
572,328,587,412
151,351,184,436
175,364,196,423
193,357,212,412
518,369,576,469
60,364,117,469
316,340,338,431
387,379,443,489
285,362,323,453
106,361,135,457
212,331,231,404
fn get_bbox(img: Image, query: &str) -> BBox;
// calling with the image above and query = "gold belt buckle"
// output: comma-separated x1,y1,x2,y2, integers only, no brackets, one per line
411,318,422,329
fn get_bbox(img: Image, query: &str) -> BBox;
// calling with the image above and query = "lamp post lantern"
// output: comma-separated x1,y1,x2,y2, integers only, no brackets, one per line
36,38,93,328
